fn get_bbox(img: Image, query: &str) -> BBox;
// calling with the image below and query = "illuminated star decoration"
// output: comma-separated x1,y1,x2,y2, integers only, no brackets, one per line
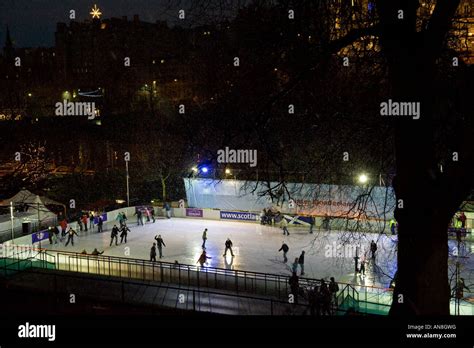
90,4,102,19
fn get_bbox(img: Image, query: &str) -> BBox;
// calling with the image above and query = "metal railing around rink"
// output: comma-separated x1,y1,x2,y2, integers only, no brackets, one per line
55,251,298,300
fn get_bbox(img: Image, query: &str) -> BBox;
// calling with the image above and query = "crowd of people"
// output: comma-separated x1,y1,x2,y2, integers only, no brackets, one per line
288,271,340,315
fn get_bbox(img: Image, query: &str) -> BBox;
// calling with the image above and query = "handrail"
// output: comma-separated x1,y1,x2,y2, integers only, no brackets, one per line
2,265,318,316
47,248,391,290
3,245,397,300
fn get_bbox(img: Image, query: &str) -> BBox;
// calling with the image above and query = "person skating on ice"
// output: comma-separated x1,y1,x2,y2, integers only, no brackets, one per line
298,251,305,275
278,242,289,263
292,258,299,273
120,224,130,244
110,225,119,246
223,238,234,257
197,249,211,267
65,227,78,246
370,240,377,259
150,243,157,262
202,228,208,248
154,234,166,258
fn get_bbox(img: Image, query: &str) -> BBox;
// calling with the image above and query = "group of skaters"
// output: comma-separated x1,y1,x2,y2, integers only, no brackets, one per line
133,203,172,226
46,224,80,246
148,228,236,267
109,223,131,246
133,208,154,226
261,209,331,236
76,212,98,232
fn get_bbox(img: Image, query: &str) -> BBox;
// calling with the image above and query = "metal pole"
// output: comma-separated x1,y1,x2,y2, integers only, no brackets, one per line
126,160,130,207
10,201,14,244
38,202,41,250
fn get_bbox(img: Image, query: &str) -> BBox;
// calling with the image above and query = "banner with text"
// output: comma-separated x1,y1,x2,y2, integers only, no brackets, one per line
220,211,259,221
186,208,203,218
185,178,395,219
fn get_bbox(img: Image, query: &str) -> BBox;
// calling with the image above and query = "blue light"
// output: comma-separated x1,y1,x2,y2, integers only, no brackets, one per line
201,167,208,173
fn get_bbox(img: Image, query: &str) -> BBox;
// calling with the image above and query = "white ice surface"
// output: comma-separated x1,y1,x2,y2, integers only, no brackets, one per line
42,217,472,289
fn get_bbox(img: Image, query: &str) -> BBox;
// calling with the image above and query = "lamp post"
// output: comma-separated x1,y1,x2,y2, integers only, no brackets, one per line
126,159,130,207
10,201,14,243
37,202,41,250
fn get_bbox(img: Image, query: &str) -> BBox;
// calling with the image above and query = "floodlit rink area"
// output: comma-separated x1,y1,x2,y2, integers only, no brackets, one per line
42,217,473,289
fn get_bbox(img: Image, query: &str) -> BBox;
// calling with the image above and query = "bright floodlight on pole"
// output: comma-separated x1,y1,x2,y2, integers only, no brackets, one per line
225,168,231,175
358,174,368,184
201,167,208,173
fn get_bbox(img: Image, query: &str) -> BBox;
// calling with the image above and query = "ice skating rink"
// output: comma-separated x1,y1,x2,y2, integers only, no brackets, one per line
43,217,472,288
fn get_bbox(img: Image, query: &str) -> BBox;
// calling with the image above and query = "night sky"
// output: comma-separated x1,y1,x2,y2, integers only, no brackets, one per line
0,0,183,47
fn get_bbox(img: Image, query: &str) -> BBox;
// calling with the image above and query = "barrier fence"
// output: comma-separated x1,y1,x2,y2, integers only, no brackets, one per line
2,245,472,315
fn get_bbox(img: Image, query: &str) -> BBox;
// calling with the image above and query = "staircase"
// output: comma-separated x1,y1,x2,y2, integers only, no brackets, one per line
336,284,390,315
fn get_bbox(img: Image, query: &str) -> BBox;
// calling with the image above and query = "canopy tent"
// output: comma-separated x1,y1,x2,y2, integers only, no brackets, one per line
0,189,63,207
0,189,63,222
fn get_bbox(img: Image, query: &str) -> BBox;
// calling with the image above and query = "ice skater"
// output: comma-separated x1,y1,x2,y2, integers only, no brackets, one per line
116,212,125,227
164,202,171,219
197,250,211,267
145,208,151,223
60,219,68,237
281,218,290,235
154,234,166,258
278,242,289,263
120,224,130,244
370,240,377,259
298,251,305,275
134,210,144,226
51,226,59,244
150,243,157,262
202,228,208,248
223,238,234,257
309,216,315,234
82,215,88,232
359,255,366,276
110,225,119,246
65,227,78,246
97,216,103,233
48,227,54,244
89,212,95,230
292,258,299,273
